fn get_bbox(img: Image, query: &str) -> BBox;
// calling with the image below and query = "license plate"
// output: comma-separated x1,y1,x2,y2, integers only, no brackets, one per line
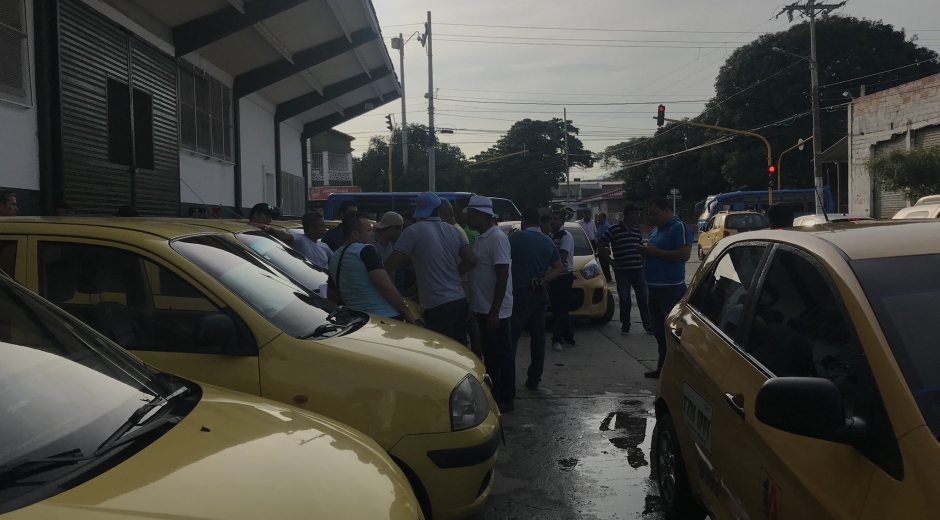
682,382,713,453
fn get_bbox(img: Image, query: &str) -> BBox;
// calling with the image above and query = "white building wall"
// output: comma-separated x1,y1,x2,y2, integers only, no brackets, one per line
279,119,304,177
240,94,277,208
179,153,235,206
849,74,940,216
0,0,39,191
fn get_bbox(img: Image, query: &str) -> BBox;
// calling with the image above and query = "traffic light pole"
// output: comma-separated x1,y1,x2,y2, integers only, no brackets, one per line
398,33,408,170
425,11,435,191
776,136,813,189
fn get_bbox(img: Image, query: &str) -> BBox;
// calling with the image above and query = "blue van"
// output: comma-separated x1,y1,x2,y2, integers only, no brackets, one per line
324,192,522,221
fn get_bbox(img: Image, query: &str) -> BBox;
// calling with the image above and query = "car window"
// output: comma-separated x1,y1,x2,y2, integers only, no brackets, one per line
902,210,930,219
236,231,332,296
568,226,593,256
705,217,715,231
689,245,766,339
725,214,769,231
0,241,16,278
37,241,251,355
745,248,865,412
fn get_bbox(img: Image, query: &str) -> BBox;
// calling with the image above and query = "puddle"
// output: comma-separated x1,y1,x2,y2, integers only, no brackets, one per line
557,457,579,470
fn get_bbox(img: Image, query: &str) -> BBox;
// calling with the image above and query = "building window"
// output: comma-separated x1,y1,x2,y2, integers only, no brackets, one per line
178,63,233,162
0,0,31,106
107,78,154,169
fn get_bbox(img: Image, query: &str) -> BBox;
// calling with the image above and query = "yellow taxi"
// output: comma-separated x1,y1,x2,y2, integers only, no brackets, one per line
498,221,614,325
654,220,940,520
696,210,769,260
0,272,422,519
0,218,499,520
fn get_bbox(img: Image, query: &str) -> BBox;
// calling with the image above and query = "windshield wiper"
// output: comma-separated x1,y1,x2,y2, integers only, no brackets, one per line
0,449,88,486
94,385,190,456
299,316,367,340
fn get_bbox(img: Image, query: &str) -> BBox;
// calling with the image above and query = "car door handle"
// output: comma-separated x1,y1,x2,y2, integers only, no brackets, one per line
669,327,682,343
724,393,745,419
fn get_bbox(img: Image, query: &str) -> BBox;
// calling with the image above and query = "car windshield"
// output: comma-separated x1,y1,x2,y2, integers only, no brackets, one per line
235,231,332,297
901,210,930,219
0,278,168,506
568,226,594,256
725,213,769,231
852,254,940,438
498,224,515,236
172,235,344,338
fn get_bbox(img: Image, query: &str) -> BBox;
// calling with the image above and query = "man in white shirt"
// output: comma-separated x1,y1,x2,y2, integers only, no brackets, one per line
288,212,332,269
578,209,597,244
465,195,514,410
550,210,576,351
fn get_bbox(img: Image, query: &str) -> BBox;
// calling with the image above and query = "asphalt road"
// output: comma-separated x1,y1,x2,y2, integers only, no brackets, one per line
471,257,703,520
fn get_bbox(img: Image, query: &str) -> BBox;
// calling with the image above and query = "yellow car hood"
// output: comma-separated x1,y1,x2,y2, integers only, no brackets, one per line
9,386,420,520
326,317,485,381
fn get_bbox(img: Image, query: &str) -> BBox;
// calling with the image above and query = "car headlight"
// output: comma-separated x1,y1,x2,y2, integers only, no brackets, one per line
580,259,600,280
450,374,490,431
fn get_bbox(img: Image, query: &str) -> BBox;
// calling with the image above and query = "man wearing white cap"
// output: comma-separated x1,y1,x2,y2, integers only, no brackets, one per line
372,211,404,262
465,195,514,411
385,192,477,343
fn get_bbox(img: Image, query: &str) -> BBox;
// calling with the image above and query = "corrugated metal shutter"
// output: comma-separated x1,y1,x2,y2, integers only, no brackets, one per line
59,0,132,215
131,38,179,216
872,135,911,219
914,126,940,149
279,172,305,217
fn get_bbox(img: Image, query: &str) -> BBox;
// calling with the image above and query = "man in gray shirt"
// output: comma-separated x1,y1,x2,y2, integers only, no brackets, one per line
386,192,478,344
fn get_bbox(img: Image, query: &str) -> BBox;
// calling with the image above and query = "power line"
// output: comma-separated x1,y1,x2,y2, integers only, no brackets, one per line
435,97,712,106
433,22,772,34
405,33,758,45
434,38,747,49
818,57,940,88
437,87,717,97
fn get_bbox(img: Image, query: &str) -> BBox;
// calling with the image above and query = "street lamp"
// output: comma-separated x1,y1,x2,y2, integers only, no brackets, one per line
776,136,814,189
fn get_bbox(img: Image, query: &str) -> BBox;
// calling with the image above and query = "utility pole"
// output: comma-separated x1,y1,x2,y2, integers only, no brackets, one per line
564,108,570,206
392,33,408,170
424,11,435,191
778,0,845,213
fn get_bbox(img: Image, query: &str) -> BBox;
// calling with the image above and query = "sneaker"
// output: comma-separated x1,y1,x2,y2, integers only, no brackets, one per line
644,370,661,379
621,329,630,335
552,341,563,352
644,328,654,335
563,338,576,347
525,380,539,391
497,402,515,413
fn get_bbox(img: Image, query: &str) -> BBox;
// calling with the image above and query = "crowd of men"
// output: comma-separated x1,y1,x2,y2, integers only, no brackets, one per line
261,191,695,414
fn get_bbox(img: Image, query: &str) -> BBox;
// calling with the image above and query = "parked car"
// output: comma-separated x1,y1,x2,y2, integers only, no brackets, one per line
892,203,940,219
498,221,614,325
792,213,874,226
0,272,423,520
0,218,498,520
697,211,769,260
653,219,940,519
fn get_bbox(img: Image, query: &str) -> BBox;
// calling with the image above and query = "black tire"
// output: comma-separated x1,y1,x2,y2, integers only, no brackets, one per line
653,412,707,520
591,290,615,325
697,245,705,261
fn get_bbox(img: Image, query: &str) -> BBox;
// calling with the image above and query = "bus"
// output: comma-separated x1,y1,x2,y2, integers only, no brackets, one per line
324,192,522,221
695,187,834,229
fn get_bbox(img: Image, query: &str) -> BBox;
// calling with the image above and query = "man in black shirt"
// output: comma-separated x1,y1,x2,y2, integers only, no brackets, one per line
598,204,652,335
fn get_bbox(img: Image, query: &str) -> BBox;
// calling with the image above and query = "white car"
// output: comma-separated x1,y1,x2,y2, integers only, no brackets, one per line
892,203,940,219
792,213,873,226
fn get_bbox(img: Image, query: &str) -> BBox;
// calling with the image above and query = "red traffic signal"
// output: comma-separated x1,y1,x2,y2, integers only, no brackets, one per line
767,164,777,187
767,165,776,173
656,105,666,127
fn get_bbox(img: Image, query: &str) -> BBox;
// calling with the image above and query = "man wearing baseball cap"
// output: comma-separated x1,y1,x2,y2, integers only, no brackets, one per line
465,195,514,410
385,192,478,343
372,211,404,261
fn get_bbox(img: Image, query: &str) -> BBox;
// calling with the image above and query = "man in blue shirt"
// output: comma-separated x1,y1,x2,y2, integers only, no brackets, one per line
595,212,612,282
322,200,358,251
508,208,563,410
637,197,693,378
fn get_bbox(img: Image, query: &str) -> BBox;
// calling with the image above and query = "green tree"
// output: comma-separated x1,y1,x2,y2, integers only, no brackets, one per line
602,16,938,206
868,145,940,201
353,124,469,192
468,118,594,209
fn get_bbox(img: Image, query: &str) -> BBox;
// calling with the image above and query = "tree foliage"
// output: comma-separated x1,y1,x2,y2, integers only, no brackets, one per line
868,145,940,201
602,16,938,208
353,124,469,192
468,119,594,209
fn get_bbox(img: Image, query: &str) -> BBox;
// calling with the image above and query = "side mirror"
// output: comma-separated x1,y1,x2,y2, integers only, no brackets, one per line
193,314,237,351
755,377,867,446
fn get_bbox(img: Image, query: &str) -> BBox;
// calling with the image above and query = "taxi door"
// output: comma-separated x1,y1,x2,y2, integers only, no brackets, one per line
0,236,28,284
659,242,769,518
26,235,262,395
717,244,877,520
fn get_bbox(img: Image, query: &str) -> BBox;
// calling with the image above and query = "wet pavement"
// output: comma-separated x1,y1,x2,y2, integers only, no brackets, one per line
471,257,702,520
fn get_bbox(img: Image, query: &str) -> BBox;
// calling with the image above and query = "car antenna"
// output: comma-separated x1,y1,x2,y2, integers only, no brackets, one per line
813,188,831,223
180,177,231,223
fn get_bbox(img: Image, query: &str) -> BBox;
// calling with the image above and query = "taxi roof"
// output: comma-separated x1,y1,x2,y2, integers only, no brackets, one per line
738,219,940,260
0,217,233,240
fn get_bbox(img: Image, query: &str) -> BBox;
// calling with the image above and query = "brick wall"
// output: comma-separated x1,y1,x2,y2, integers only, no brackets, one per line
848,73,940,216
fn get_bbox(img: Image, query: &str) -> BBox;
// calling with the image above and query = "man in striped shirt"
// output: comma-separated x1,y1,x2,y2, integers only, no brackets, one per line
598,204,652,336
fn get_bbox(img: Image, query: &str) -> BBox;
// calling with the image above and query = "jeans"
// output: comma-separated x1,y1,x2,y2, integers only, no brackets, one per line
648,284,688,370
615,268,650,332
597,250,612,282
549,273,576,344
477,314,513,405
424,298,469,345
511,285,549,398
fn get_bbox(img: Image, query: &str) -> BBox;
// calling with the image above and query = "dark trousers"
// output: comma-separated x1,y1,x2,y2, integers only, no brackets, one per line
549,273,575,344
615,268,651,332
477,313,513,405
511,286,549,398
425,298,469,345
648,284,688,369
597,250,612,282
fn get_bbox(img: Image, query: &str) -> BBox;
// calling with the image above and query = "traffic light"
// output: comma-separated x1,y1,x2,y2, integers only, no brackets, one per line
767,164,777,188
385,114,394,131
657,105,666,127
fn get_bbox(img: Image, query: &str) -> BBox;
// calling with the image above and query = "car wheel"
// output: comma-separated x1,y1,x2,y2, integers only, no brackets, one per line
654,412,707,520
591,290,615,326
697,245,705,261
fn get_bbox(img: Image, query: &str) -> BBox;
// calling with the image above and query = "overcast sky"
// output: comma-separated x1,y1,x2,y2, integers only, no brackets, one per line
337,0,940,179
